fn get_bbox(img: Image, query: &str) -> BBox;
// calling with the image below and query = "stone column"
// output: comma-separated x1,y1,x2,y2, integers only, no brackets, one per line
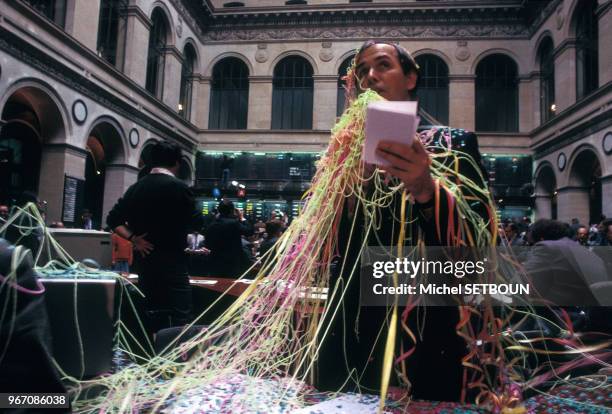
162,46,183,112
556,186,589,224
192,76,211,129
64,0,101,51
554,42,576,112
532,71,543,127
601,175,612,219
518,76,535,132
184,74,198,125
123,6,151,88
312,75,338,130
598,0,612,85
247,76,273,130
38,144,88,223
533,194,552,220
101,164,139,225
448,75,475,130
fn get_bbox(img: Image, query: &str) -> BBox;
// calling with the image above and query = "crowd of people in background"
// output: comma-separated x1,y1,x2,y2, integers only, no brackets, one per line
0,191,290,279
500,214,612,248
185,200,289,278
500,215,612,332
3,189,611,281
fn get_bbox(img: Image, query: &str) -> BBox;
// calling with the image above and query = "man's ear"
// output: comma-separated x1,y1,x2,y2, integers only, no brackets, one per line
405,71,418,92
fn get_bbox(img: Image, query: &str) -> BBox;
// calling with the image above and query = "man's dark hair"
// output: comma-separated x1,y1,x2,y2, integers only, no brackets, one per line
218,199,235,217
601,218,612,228
529,219,570,242
356,40,420,76
150,141,182,169
355,40,421,99
265,220,283,237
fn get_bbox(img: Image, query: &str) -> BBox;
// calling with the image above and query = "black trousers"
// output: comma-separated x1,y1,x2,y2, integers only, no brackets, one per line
316,275,465,402
138,269,193,334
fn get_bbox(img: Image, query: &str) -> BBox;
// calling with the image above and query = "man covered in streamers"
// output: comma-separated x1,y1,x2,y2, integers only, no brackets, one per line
316,41,493,402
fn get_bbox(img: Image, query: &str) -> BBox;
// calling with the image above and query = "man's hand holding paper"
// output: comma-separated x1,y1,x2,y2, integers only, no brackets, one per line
365,100,435,204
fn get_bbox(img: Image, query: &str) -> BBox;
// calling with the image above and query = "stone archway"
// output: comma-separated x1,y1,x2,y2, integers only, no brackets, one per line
534,163,557,219
0,85,67,220
83,120,126,229
565,149,602,225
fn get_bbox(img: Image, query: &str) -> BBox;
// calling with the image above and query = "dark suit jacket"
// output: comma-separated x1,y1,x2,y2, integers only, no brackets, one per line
205,217,253,277
523,237,606,306
106,173,201,271
317,126,491,400
0,239,67,411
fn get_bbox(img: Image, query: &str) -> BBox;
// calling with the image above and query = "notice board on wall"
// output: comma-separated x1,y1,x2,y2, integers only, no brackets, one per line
62,175,85,226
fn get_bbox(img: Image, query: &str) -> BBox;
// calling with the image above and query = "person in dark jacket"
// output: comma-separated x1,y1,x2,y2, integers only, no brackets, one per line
0,238,67,413
259,219,283,257
204,200,254,278
525,219,607,306
316,40,491,402
107,141,201,333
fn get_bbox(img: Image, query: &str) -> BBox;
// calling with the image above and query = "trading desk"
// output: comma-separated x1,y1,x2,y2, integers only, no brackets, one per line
40,277,116,379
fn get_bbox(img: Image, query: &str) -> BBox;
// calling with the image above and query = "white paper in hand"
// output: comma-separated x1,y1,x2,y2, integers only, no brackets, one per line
364,100,419,166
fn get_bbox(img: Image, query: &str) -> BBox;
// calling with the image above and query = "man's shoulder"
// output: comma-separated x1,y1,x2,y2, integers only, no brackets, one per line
137,174,190,192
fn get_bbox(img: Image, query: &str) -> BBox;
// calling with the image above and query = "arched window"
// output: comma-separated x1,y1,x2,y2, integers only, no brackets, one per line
538,37,555,124
179,44,196,120
24,0,66,27
97,0,128,68
209,57,249,129
272,56,313,130
0,123,41,203
575,0,598,100
415,54,449,125
475,54,518,132
337,55,355,117
145,8,168,97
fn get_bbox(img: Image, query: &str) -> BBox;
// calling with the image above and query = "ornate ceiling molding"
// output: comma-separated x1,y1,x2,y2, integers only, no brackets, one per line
178,1,555,43
202,24,530,42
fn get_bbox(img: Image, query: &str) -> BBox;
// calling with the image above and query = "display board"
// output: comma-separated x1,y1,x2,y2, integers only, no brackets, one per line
62,175,85,226
290,200,306,219
196,152,319,181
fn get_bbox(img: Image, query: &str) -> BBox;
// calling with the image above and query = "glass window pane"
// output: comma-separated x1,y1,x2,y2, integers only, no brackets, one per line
145,9,167,96
415,54,449,125
272,56,313,129
575,0,598,99
210,58,249,129
476,55,518,132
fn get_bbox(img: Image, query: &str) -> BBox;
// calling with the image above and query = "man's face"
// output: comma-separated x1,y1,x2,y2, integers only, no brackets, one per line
504,226,516,239
577,228,588,241
355,44,416,101
0,206,8,219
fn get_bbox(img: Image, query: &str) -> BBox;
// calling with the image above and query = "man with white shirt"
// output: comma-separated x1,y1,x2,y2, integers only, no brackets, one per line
107,141,201,333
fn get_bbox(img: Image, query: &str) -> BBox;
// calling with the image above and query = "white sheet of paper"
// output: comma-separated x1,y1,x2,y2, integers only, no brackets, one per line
364,100,419,166
293,394,385,414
